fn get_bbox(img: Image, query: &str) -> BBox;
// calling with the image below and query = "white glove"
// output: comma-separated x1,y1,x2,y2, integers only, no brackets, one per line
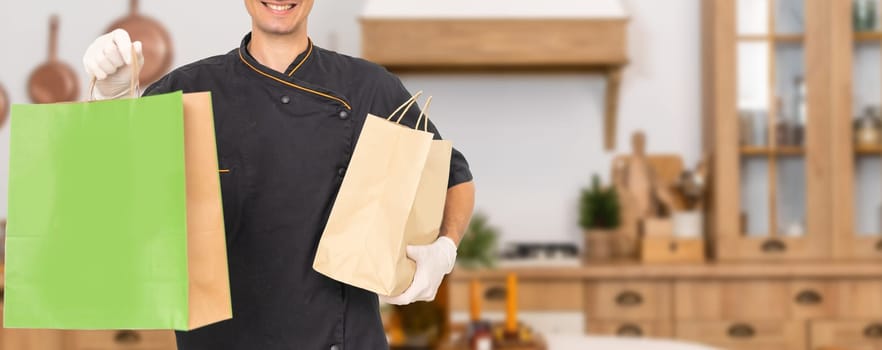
380,236,458,305
83,29,144,100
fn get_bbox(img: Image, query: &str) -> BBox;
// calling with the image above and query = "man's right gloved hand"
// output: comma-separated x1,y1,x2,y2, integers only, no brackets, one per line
83,29,145,100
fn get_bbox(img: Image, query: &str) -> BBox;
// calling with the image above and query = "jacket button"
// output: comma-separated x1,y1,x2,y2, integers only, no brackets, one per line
329,345,341,350
280,95,291,104
338,110,350,120
337,168,346,177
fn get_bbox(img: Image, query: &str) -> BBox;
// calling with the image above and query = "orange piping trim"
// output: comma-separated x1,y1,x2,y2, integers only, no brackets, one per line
238,49,352,110
287,41,313,77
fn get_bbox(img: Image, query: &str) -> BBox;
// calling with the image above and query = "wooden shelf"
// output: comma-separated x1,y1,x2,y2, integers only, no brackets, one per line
738,34,804,43
855,31,882,42
362,17,628,151
856,145,882,154
740,146,805,156
450,261,882,280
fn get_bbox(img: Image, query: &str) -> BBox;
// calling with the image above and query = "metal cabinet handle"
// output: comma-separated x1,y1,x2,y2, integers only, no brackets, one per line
114,330,141,344
794,289,823,305
727,323,756,339
616,324,644,337
615,290,643,307
761,239,787,253
484,286,507,301
865,324,882,338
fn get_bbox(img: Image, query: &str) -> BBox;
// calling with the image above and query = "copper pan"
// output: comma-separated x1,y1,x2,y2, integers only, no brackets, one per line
105,0,173,86
28,16,79,104
0,82,8,126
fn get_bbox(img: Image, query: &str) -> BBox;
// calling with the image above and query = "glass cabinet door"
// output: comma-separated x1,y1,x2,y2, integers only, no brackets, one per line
846,0,882,258
733,0,819,258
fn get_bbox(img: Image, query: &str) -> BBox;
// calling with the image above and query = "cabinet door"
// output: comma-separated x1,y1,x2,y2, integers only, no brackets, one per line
587,321,673,339
708,0,833,261
811,320,882,350
0,303,66,350
833,0,882,260
675,320,805,350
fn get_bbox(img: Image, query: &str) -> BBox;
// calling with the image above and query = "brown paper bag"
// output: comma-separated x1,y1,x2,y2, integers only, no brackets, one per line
314,92,436,296
183,92,233,329
398,97,453,285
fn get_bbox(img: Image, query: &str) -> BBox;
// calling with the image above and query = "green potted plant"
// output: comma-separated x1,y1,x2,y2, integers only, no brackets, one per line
580,174,622,261
456,212,499,269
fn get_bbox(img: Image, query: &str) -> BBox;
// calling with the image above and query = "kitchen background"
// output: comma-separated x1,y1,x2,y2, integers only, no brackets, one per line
4,0,882,349
0,0,702,247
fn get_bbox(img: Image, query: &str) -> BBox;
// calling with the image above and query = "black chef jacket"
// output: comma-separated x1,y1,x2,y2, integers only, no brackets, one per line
143,34,473,350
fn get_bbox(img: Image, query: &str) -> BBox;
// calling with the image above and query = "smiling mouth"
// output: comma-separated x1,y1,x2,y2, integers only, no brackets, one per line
262,2,296,12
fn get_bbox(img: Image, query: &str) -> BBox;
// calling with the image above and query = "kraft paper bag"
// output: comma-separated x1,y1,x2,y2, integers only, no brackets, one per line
314,93,437,296
398,97,452,287
182,92,232,330
5,90,231,330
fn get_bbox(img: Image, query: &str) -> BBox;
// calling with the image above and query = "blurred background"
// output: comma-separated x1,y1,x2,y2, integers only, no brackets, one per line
0,0,881,349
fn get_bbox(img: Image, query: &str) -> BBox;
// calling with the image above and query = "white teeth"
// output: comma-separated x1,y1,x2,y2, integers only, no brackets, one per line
267,3,294,11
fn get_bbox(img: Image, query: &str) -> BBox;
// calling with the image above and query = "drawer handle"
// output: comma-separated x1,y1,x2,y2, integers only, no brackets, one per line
617,324,644,337
484,286,507,301
876,239,882,252
114,330,141,344
794,289,823,305
761,239,787,253
727,323,756,339
865,324,882,338
615,290,643,307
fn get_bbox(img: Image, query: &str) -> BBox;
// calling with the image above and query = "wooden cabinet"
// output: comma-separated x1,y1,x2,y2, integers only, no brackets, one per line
704,0,836,261
448,278,582,312
831,280,882,318
674,280,791,320
831,0,882,261
676,320,805,350
450,263,882,349
705,0,882,262
811,320,882,350
0,301,176,350
67,330,175,350
586,321,672,338
584,281,671,321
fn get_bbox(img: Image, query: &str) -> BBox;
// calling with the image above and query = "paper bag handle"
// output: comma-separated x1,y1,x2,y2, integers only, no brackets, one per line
87,46,141,101
386,90,423,125
415,96,432,132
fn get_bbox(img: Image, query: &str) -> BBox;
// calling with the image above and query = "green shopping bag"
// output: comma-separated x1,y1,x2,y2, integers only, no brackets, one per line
5,92,189,330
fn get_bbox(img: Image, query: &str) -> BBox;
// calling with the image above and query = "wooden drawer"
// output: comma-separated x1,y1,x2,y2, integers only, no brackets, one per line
675,280,790,320
2,329,66,350
585,281,671,321
587,320,673,338
811,320,882,350
449,279,582,312
676,321,805,350
790,281,836,319
833,280,882,318
68,330,176,350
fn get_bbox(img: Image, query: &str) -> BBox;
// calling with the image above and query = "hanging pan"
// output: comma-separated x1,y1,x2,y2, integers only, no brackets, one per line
28,15,80,103
0,82,8,126
105,0,173,86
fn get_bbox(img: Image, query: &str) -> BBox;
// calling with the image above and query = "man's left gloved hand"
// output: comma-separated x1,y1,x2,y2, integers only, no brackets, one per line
379,236,458,305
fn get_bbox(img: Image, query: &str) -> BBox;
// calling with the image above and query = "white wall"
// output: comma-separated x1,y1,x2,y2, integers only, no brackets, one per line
0,0,702,246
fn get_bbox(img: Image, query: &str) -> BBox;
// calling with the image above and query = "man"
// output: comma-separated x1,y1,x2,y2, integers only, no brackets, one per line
82,1,475,349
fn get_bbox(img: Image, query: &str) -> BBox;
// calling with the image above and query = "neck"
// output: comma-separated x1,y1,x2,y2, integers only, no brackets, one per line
248,29,309,74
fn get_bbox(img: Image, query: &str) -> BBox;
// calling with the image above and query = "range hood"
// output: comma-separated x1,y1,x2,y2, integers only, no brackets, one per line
361,0,630,150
